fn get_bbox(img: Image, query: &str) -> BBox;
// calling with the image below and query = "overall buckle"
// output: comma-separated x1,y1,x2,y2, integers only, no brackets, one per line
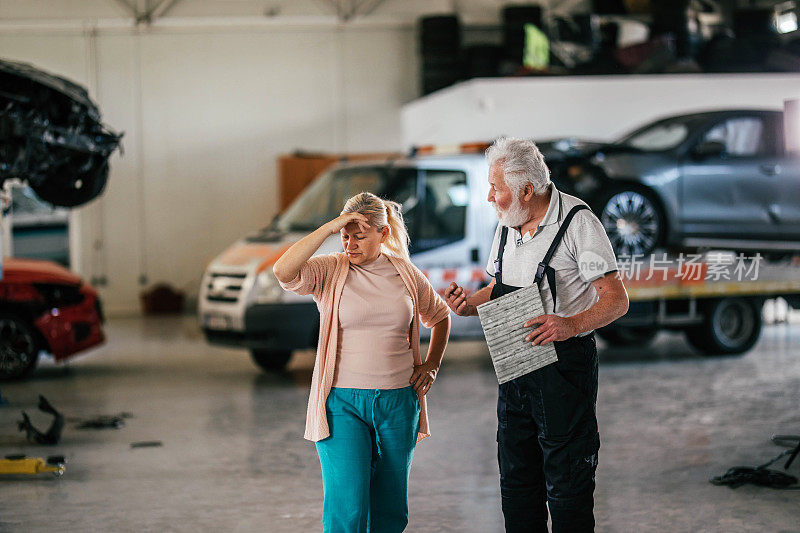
535,262,547,282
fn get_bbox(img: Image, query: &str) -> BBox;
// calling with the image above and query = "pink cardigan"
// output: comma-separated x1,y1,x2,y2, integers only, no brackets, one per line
279,252,450,443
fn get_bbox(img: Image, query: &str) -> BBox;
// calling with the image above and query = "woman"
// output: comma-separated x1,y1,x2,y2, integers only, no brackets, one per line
273,192,451,533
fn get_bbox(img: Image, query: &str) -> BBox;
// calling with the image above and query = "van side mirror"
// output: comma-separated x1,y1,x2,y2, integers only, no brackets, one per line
692,140,726,160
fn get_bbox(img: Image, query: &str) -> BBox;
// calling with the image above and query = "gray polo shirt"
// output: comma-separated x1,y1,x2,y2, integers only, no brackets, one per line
486,184,618,335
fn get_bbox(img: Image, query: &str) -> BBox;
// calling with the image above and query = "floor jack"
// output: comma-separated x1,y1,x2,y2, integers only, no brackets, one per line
0,455,65,477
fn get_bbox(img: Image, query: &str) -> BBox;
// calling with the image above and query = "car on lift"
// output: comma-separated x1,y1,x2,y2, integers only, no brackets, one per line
0,57,122,208
0,258,105,380
542,109,800,257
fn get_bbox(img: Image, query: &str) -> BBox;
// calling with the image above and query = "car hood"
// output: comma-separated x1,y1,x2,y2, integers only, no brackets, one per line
539,138,676,180
538,138,608,159
0,59,101,121
2,258,83,285
210,239,293,273
538,138,645,161
209,231,343,274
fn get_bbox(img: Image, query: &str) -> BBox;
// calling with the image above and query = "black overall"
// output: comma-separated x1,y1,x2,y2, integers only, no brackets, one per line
492,205,600,533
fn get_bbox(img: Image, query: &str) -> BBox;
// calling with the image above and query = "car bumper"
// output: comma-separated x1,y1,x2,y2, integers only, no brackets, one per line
202,302,319,351
33,292,106,361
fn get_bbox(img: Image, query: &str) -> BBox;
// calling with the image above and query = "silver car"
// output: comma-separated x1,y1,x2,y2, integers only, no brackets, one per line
540,109,800,256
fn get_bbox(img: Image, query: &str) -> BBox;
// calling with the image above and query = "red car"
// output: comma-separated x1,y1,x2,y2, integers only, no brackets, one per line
0,258,105,380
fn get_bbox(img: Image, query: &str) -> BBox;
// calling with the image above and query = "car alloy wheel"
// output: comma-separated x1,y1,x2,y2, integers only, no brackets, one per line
600,190,661,257
0,316,39,380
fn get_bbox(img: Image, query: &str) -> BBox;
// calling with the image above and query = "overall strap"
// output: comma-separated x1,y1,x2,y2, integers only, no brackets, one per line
534,205,590,311
493,226,510,286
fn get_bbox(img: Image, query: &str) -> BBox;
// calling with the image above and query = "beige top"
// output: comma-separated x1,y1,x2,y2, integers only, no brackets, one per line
278,252,450,443
334,254,414,389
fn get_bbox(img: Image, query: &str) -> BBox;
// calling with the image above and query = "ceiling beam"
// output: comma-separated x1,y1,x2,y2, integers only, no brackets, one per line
112,0,140,19
144,0,183,23
315,0,389,22
110,0,184,25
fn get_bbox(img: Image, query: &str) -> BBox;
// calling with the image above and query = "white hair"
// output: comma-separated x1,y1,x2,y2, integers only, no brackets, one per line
485,137,551,196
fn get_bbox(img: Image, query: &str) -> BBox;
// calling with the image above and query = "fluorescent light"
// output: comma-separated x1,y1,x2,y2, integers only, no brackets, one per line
777,12,798,33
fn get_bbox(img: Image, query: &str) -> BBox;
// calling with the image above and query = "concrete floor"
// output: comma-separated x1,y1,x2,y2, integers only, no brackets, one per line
1,315,799,532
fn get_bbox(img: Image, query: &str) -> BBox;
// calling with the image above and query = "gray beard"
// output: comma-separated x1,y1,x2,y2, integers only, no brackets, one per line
494,199,530,228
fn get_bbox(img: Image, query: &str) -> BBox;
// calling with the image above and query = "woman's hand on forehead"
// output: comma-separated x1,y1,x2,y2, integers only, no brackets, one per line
342,217,371,235
329,212,371,235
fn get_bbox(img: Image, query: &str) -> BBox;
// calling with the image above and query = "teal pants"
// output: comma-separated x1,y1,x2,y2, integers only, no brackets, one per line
316,386,421,533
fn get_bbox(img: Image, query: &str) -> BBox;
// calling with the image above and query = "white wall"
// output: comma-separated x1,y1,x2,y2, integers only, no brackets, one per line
401,75,800,148
0,21,418,315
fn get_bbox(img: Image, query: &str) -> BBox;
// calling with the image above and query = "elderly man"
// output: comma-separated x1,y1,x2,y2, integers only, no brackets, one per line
445,137,629,533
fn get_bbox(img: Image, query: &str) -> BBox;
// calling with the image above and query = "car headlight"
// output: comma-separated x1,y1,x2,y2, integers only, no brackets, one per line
253,269,284,303
565,165,600,195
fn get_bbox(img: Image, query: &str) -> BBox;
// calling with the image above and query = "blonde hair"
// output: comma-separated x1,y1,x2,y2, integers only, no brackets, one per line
341,192,410,260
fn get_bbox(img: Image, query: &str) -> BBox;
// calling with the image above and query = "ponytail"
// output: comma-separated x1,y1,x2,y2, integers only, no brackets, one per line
341,192,411,261
382,200,410,261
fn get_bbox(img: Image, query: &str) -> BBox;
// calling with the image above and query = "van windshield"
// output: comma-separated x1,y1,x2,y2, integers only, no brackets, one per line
274,167,416,233
266,165,470,253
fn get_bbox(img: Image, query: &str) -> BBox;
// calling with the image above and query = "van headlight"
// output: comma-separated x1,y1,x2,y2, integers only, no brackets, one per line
253,270,284,303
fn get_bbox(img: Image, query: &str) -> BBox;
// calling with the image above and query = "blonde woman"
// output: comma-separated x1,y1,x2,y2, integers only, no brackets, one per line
273,192,451,533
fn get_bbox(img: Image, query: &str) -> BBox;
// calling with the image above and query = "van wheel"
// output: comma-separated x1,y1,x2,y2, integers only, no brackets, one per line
0,314,40,381
684,298,762,356
250,349,292,372
596,325,658,346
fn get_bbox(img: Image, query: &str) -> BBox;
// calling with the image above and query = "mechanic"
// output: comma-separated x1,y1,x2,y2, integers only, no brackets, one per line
444,137,629,533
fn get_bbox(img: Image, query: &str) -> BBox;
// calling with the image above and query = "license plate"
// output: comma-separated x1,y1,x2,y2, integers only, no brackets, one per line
205,314,229,330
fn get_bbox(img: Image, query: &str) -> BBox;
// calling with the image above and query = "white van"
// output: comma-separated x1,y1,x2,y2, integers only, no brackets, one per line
199,149,498,371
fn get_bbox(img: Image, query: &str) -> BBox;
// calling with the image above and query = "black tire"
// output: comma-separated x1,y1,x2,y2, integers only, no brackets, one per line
502,6,544,63
596,325,659,347
0,313,41,381
420,15,459,35
464,45,503,77
684,298,762,356
420,15,461,53
250,349,292,372
422,72,462,95
502,6,543,26
422,53,463,71
595,186,665,257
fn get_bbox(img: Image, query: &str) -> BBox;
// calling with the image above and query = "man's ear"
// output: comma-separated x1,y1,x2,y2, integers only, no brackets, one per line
521,182,535,202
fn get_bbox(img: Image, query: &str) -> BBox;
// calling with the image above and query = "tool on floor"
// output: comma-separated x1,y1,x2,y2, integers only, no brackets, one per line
17,395,64,445
775,434,800,470
130,440,162,448
75,412,132,430
710,434,800,490
0,455,65,477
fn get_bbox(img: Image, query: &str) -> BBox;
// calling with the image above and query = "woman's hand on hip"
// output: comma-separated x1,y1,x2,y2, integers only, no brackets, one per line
410,360,439,395
324,212,370,235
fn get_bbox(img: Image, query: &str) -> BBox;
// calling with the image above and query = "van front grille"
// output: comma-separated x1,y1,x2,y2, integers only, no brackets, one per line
205,272,247,303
